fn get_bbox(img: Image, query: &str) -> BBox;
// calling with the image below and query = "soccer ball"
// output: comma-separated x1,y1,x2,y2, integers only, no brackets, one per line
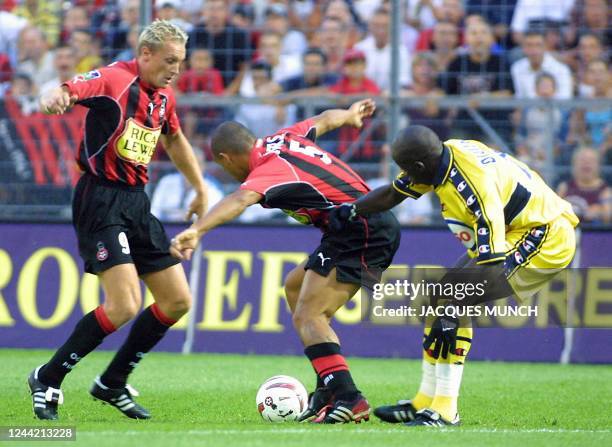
256,375,308,422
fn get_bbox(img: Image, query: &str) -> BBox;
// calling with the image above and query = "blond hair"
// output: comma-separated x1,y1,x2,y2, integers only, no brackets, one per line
137,19,188,53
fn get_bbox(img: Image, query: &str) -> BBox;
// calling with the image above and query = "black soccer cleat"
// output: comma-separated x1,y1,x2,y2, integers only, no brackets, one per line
321,394,371,424
404,408,460,427
90,377,151,419
28,365,64,420
373,399,417,423
298,387,334,422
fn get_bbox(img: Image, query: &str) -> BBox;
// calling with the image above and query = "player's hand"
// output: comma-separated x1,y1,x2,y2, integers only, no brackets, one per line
40,87,77,115
423,315,459,359
328,203,357,232
170,228,200,261
347,98,376,128
186,189,208,221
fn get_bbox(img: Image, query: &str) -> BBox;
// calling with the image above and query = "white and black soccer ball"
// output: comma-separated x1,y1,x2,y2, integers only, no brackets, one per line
256,375,308,422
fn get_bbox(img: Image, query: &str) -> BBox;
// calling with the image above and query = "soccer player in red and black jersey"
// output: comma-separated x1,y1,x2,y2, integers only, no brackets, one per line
28,21,208,420
171,99,401,424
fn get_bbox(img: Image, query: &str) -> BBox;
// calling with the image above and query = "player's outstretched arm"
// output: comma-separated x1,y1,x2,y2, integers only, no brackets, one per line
354,184,407,214
310,98,376,137
170,189,263,260
161,129,209,219
328,185,406,232
39,86,77,115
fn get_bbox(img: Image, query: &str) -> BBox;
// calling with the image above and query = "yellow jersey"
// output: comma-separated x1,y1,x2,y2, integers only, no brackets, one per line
393,139,579,265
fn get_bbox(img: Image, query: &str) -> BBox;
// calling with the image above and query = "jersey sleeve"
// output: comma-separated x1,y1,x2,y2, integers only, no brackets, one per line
62,66,111,100
277,118,317,141
392,171,433,198
239,156,295,200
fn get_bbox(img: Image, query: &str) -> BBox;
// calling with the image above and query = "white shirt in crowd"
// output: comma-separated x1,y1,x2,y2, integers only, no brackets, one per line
405,0,444,30
511,53,573,99
280,30,308,57
510,0,575,33
150,174,223,222
354,36,412,91
234,103,297,141
0,11,28,66
18,52,57,90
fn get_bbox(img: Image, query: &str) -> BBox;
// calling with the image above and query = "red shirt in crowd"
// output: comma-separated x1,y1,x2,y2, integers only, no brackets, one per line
177,68,224,94
0,53,11,82
328,77,382,161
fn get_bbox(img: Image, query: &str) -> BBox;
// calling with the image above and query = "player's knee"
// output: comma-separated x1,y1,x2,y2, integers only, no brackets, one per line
284,283,300,313
292,305,322,331
103,298,140,326
291,307,308,330
167,294,191,317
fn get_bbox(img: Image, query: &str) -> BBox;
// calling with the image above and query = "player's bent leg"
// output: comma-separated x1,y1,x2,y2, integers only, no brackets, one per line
93,264,191,419
406,325,472,427
29,264,141,420
284,261,307,314
292,269,369,424
284,261,335,421
141,263,192,320
99,263,143,327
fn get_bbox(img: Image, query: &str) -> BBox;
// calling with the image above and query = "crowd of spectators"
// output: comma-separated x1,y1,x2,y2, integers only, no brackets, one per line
0,0,609,224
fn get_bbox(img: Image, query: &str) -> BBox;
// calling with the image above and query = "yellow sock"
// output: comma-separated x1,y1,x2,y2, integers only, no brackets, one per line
430,326,472,422
413,321,438,411
412,391,433,411
430,395,457,421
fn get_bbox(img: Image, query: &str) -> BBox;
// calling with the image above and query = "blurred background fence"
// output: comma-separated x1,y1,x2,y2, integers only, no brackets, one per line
1,95,610,227
0,0,610,227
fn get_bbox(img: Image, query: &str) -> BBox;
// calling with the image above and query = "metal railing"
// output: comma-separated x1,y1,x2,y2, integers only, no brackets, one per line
0,95,610,225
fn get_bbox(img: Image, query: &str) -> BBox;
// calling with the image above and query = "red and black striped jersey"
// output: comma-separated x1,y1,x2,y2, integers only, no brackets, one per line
240,119,370,228
62,59,181,186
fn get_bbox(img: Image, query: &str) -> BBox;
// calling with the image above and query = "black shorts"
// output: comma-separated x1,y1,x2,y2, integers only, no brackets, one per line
305,211,401,287
72,174,180,275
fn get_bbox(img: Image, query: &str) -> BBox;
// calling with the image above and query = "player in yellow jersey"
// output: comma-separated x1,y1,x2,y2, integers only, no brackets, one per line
329,125,579,427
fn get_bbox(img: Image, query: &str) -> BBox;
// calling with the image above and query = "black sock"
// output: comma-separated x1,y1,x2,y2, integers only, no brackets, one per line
39,306,115,388
316,373,325,389
99,304,175,389
304,342,359,401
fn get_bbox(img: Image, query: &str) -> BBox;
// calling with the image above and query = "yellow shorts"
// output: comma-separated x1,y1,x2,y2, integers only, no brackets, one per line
504,213,577,301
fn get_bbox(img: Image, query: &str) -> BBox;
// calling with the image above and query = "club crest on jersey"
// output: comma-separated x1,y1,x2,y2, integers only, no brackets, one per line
147,101,156,117
96,242,108,261
72,70,101,83
159,97,167,119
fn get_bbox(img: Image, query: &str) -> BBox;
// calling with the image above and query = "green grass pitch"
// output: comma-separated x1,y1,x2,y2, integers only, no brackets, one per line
1,349,611,446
